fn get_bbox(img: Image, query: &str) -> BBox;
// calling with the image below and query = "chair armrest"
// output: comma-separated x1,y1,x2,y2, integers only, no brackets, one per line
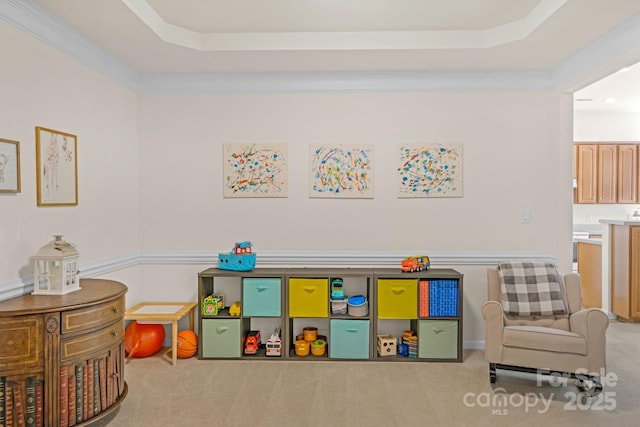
482,301,504,363
569,309,609,374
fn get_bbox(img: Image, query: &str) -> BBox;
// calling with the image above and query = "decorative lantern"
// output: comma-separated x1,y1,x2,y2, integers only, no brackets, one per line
32,235,80,295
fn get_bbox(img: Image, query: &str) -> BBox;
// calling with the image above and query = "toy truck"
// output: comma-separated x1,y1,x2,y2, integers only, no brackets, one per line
401,255,430,272
244,330,261,355
265,327,282,357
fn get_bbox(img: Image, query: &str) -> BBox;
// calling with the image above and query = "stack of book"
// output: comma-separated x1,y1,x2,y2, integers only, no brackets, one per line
0,375,43,427
402,331,418,358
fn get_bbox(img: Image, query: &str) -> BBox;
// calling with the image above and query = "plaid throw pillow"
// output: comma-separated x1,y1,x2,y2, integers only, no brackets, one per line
498,261,568,316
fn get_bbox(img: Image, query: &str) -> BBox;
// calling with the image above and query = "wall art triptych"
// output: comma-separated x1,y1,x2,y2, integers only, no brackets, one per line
223,143,462,199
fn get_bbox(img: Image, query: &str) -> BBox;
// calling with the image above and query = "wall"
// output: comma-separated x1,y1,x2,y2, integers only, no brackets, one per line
0,21,140,296
137,92,575,344
0,18,577,346
573,110,640,225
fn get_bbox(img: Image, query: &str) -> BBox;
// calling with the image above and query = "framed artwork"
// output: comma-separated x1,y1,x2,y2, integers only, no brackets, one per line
223,143,288,198
0,138,21,193
310,144,374,198
36,126,78,206
398,143,463,198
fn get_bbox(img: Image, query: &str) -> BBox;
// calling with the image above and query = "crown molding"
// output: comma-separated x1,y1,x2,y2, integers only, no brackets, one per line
3,0,640,94
0,250,556,301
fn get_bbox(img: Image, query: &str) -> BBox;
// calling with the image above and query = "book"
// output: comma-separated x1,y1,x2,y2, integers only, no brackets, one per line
35,381,43,427
5,381,13,427
25,377,36,427
98,358,107,412
106,353,113,407
93,359,101,415
75,364,83,424
59,366,69,427
68,375,76,427
86,360,94,419
82,364,88,422
13,381,26,426
1,376,6,426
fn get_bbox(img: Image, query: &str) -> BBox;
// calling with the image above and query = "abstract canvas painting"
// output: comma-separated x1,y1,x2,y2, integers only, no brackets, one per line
223,143,288,198
398,144,463,198
309,144,374,198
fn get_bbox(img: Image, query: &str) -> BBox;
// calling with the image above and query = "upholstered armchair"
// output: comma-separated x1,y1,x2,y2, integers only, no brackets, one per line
482,265,609,395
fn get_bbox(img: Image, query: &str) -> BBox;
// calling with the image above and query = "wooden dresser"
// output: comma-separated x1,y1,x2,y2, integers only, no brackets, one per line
0,279,128,426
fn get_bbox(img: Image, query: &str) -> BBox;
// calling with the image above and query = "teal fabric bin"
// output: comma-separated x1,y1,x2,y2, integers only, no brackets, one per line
243,278,281,317
201,319,241,358
418,320,458,359
330,319,370,359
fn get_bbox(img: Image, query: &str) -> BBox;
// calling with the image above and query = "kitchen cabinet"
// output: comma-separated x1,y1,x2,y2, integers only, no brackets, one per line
576,144,597,203
575,143,640,204
610,224,640,322
597,144,617,203
618,145,637,203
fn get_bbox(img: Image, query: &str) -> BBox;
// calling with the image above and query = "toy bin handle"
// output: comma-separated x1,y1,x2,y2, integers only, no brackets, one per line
303,287,316,293
256,286,269,292
216,326,228,333
345,328,359,333
391,287,406,295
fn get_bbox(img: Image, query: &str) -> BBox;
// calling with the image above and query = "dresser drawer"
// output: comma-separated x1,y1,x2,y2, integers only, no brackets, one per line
0,314,44,370
61,321,124,361
61,296,125,335
289,278,328,317
377,279,417,319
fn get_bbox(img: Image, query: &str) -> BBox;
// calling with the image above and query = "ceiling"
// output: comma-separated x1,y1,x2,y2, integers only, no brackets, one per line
10,0,640,110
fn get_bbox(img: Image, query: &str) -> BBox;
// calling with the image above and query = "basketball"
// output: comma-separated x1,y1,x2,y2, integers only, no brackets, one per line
176,330,198,358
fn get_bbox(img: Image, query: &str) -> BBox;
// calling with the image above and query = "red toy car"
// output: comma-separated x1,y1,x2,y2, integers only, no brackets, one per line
244,330,261,355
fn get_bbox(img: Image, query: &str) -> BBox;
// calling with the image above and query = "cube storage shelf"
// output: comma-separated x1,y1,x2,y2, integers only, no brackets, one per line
197,267,463,362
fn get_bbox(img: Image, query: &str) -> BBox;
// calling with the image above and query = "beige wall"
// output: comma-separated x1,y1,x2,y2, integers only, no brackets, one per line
0,19,576,344
0,21,140,284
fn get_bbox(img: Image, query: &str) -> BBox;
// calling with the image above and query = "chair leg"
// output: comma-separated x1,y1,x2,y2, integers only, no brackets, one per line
489,363,497,384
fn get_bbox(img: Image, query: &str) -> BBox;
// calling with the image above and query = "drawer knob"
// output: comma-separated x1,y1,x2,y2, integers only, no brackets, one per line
113,306,120,313
112,330,118,336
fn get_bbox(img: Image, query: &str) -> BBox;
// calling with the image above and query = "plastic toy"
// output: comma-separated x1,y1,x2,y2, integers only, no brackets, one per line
218,241,256,271
202,293,224,315
244,330,261,355
124,321,165,358
377,334,397,356
401,255,430,272
266,327,282,357
229,301,241,316
176,330,198,359
330,278,344,300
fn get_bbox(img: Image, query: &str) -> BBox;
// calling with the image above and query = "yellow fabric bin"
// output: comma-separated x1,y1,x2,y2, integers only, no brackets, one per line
377,279,417,319
289,278,328,317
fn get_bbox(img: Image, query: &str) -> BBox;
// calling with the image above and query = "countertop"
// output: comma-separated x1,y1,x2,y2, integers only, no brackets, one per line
575,238,602,245
599,219,640,225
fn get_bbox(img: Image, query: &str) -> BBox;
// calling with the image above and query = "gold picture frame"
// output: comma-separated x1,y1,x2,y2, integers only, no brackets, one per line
36,126,78,206
0,138,21,193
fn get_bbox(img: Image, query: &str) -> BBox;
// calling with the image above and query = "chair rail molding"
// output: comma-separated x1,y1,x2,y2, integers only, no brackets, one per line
0,250,556,302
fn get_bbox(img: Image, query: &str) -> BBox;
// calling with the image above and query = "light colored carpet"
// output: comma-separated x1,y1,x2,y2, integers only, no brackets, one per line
99,321,639,427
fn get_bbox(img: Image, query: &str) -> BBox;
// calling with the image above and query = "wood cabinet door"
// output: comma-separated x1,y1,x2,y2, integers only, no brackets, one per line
631,227,640,320
576,144,597,203
617,144,637,204
597,144,617,203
